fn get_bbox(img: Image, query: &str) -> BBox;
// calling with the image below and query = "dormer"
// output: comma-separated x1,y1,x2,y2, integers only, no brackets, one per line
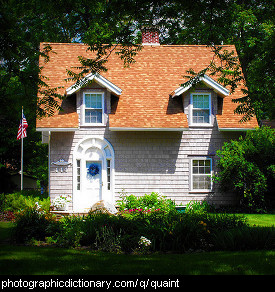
66,73,122,127
172,74,230,127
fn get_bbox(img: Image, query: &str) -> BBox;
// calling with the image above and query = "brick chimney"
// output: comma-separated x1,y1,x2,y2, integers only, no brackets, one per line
141,26,160,45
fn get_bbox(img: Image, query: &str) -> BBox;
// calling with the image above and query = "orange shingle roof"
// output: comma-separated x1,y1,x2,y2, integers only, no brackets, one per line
37,43,258,130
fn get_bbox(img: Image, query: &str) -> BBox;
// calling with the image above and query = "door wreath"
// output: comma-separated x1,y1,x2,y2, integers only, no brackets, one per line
88,164,100,176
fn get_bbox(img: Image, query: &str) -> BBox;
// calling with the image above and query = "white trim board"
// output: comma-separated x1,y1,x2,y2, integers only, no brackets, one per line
173,74,230,97
66,73,122,96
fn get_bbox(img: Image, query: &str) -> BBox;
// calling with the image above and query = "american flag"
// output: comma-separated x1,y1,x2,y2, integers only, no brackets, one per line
17,114,28,140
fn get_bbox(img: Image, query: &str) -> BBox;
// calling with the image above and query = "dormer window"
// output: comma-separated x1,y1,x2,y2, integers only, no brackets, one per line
190,92,211,126
83,92,104,125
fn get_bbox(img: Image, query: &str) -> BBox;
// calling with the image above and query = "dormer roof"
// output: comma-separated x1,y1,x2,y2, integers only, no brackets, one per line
172,74,230,98
66,73,122,96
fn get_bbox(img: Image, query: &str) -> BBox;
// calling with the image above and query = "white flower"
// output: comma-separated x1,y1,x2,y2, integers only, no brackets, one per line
52,195,71,207
139,236,151,247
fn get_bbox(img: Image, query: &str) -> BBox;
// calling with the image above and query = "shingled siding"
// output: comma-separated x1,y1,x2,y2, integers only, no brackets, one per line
49,125,240,209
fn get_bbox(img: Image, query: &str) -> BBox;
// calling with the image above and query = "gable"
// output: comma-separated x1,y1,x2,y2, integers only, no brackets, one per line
172,74,230,98
66,73,122,96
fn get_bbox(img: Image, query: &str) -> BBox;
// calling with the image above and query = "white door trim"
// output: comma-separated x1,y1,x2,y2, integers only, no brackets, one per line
73,136,115,212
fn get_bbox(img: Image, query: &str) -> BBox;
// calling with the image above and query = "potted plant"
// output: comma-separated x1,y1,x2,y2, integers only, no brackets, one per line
52,195,71,211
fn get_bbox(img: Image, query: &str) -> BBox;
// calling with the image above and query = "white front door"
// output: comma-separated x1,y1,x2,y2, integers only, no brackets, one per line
73,137,115,212
84,161,102,210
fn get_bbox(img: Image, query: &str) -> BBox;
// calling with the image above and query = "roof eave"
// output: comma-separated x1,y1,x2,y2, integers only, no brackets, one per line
173,74,230,97
36,127,79,132
109,127,188,131
66,73,122,96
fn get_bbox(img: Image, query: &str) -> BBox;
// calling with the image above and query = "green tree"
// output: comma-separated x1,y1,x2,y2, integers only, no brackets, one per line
216,127,275,211
0,0,273,191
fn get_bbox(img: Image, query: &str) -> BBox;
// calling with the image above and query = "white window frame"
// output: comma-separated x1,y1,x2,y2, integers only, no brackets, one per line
190,157,213,192
190,92,212,126
82,91,105,126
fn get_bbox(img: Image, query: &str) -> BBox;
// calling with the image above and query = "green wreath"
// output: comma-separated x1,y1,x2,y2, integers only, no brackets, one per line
88,164,100,176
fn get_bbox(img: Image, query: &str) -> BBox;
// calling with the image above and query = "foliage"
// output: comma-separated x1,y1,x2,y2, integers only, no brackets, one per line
216,126,275,211
94,225,122,253
0,211,15,222
0,190,50,213
212,226,275,251
51,207,249,253
185,200,214,214
14,206,59,243
52,195,72,209
117,192,177,213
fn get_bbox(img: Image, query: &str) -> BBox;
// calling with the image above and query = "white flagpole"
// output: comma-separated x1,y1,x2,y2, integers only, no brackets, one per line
21,106,23,191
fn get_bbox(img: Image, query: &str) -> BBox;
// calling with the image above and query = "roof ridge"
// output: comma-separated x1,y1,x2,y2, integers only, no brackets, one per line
40,42,235,48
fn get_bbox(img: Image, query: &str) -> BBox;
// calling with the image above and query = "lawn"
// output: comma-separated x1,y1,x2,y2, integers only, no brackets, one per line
0,219,274,275
0,244,274,275
244,214,275,227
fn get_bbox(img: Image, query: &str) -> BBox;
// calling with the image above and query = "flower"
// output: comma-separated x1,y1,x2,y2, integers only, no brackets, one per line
53,195,71,208
139,236,151,247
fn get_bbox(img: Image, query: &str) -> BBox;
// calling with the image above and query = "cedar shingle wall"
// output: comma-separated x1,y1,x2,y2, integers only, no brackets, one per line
49,126,240,208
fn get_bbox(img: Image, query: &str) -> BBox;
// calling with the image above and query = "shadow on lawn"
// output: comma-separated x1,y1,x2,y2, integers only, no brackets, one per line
0,245,274,275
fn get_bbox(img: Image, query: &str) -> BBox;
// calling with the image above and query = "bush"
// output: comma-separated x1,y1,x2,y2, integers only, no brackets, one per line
185,200,214,214
14,206,59,243
0,190,50,213
117,192,177,213
216,126,275,211
211,226,275,251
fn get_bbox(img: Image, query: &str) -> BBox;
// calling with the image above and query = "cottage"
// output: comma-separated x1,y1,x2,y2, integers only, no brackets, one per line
36,31,258,212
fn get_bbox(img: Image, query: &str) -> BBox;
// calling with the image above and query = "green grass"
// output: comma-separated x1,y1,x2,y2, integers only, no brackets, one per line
244,214,275,227
0,244,274,275
0,221,15,242
0,220,274,275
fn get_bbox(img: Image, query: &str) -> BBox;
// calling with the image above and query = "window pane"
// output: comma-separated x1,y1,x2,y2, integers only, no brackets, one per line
85,109,102,123
199,160,204,166
193,160,199,166
203,96,209,109
85,94,91,108
193,176,199,189
205,176,211,189
91,95,97,108
199,167,205,174
193,109,209,123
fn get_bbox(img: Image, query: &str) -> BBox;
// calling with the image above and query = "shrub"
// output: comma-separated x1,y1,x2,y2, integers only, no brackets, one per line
56,215,85,247
94,225,122,253
0,190,50,213
185,200,214,214
211,226,275,251
117,192,176,214
14,206,59,243
216,126,275,211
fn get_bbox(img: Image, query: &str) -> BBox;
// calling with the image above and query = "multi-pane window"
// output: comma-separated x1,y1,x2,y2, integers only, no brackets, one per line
84,93,103,124
76,159,81,190
191,93,211,124
192,159,212,190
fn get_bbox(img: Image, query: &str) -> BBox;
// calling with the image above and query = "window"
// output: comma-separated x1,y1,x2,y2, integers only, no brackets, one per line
76,159,81,190
191,93,211,125
107,159,111,191
191,158,212,191
84,93,103,124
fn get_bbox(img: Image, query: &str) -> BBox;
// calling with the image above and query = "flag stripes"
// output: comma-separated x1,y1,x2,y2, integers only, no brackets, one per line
17,113,28,140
